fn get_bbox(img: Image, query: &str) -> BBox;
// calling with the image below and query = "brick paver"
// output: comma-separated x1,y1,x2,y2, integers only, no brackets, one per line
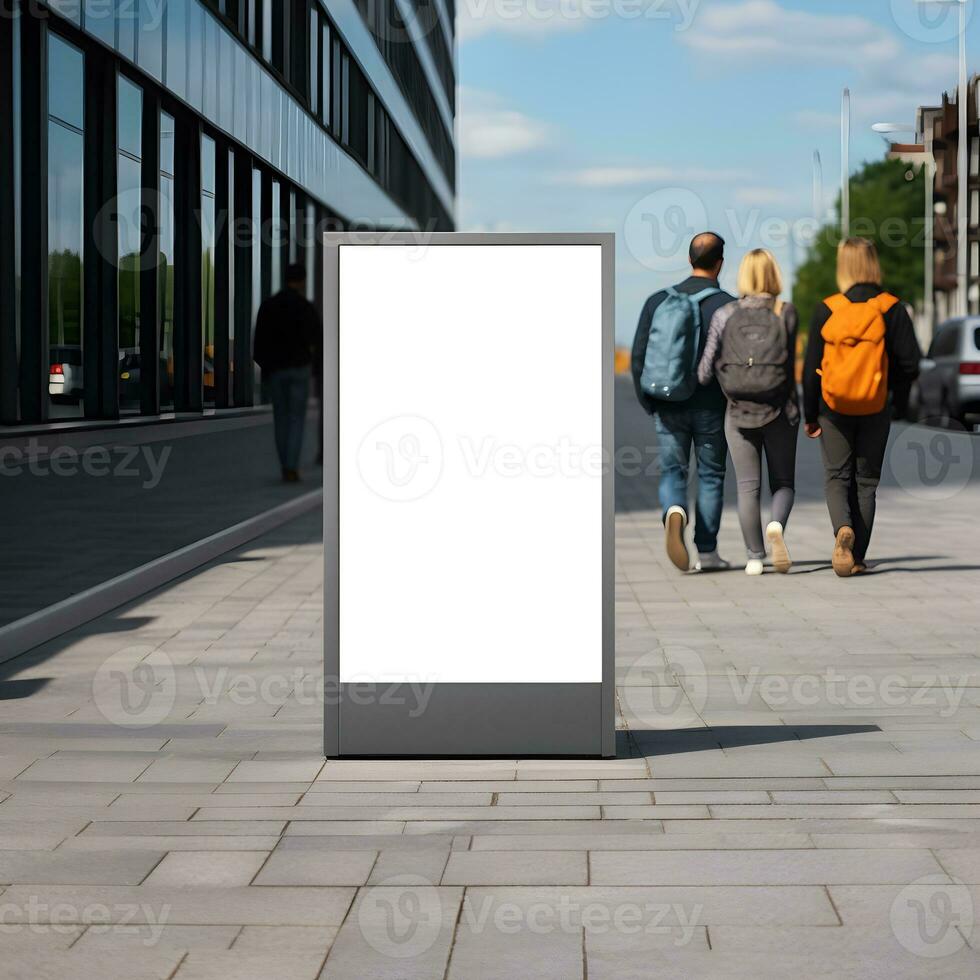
0,383,979,976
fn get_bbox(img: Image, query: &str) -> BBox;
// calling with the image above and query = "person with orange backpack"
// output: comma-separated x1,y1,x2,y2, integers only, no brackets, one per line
803,238,922,577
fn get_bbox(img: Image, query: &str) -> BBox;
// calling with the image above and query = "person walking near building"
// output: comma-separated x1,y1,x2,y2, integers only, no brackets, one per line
631,232,736,572
253,262,320,483
803,238,922,576
698,249,799,576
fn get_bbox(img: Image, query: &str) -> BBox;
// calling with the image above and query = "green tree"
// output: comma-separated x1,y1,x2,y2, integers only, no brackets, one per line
793,158,925,333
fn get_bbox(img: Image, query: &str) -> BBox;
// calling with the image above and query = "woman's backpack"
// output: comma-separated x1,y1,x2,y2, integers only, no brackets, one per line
716,303,789,405
819,293,897,415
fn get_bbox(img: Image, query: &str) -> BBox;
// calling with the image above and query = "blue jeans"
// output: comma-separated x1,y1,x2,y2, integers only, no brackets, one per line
654,409,728,554
267,366,311,471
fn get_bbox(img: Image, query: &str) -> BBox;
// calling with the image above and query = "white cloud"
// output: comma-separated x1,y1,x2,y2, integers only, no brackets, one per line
682,0,957,141
459,89,552,159
551,165,748,187
459,0,593,41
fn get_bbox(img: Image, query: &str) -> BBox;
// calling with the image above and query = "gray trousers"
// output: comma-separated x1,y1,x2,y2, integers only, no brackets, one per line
818,408,891,563
725,412,799,559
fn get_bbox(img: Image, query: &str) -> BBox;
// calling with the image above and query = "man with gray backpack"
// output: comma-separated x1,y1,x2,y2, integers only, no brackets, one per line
631,233,735,573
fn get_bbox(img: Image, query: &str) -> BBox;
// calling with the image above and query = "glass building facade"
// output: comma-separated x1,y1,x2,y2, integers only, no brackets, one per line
0,0,456,423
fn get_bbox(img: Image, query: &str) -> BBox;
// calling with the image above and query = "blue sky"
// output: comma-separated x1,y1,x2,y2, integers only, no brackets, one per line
456,0,980,343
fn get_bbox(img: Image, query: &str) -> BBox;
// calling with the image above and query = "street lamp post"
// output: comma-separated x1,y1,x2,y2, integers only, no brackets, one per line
917,0,970,314
842,88,851,237
813,150,823,222
873,122,936,338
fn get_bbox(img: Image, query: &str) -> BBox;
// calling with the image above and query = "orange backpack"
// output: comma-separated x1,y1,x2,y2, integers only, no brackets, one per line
818,292,897,415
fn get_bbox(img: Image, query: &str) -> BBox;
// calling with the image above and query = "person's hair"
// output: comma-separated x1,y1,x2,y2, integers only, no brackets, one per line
837,237,882,293
285,262,307,285
738,249,784,314
689,232,725,272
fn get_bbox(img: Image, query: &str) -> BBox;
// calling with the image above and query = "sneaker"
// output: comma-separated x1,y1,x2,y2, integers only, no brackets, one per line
745,559,765,576
664,506,690,572
766,521,792,574
695,551,731,572
832,526,856,578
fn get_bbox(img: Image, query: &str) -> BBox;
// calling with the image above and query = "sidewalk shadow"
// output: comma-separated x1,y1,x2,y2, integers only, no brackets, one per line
0,678,51,700
625,724,879,758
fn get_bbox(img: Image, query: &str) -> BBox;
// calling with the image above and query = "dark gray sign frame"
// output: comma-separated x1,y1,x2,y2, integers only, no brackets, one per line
323,232,615,758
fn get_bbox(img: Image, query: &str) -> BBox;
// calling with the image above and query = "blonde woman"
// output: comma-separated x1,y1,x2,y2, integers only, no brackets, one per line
802,239,921,576
698,249,800,575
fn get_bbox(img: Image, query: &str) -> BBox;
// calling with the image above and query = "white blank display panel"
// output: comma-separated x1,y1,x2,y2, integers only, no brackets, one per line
338,244,604,684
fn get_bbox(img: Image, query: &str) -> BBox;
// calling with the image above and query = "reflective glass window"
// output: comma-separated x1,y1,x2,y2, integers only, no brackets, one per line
271,179,281,292
187,0,204,111
310,10,318,117
321,23,330,127
159,113,176,410
48,33,84,130
83,0,115,47
137,0,164,81
166,0,187,98
47,34,85,419
117,75,143,413
203,13,218,121
201,135,217,406
118,0,136,62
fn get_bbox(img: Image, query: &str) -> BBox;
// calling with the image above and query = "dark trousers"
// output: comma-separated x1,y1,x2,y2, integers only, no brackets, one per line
818,408,891,562
267,365,311,471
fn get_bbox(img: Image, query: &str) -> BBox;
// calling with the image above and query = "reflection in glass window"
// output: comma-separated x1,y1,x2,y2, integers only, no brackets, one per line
310,9,318,117
261,0,271,62
304,201,315,303
321,23,330,128
83,0,115,48
118,76,143,414
48,34,84,130
47,35,85,419
166,0,187,98
227,152,235,405
118,0,136,62
202,135,217,406
187,0,203,111
159,113,176,411
203,14,218,120
271,179,281,292
137,0,164,81
252,167,262,393
219,28,234,133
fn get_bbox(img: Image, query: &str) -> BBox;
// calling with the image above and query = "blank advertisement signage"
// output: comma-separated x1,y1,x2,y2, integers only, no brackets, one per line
324,233,614,757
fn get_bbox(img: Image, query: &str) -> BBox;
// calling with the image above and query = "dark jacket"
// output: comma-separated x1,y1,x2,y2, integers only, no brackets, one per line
253,287,320,376
803,283,922,424
631,275,735,415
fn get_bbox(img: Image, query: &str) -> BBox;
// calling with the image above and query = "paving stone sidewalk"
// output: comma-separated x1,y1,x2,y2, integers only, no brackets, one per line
1,386,980,978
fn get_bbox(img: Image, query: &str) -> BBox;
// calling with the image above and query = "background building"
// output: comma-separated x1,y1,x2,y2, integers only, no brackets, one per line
915,78,980,328
0,0,456,424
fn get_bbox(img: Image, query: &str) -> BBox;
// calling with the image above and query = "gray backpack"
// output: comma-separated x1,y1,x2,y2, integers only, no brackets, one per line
716,304,789,405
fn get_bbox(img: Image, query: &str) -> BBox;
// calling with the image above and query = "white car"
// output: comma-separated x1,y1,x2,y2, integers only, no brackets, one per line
915,318,980,427
49,345,83,403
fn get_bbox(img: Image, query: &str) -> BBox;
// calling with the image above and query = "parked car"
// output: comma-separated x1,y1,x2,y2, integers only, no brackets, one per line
914,318,980,427
48,345,83,403
119,349,142,408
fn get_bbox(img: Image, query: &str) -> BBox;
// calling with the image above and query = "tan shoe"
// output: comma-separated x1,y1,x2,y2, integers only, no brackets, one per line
832,527,856,578
664,506,690,572
851,562,870,576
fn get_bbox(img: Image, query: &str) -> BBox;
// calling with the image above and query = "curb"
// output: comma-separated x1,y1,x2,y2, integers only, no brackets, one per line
0,489,323,666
